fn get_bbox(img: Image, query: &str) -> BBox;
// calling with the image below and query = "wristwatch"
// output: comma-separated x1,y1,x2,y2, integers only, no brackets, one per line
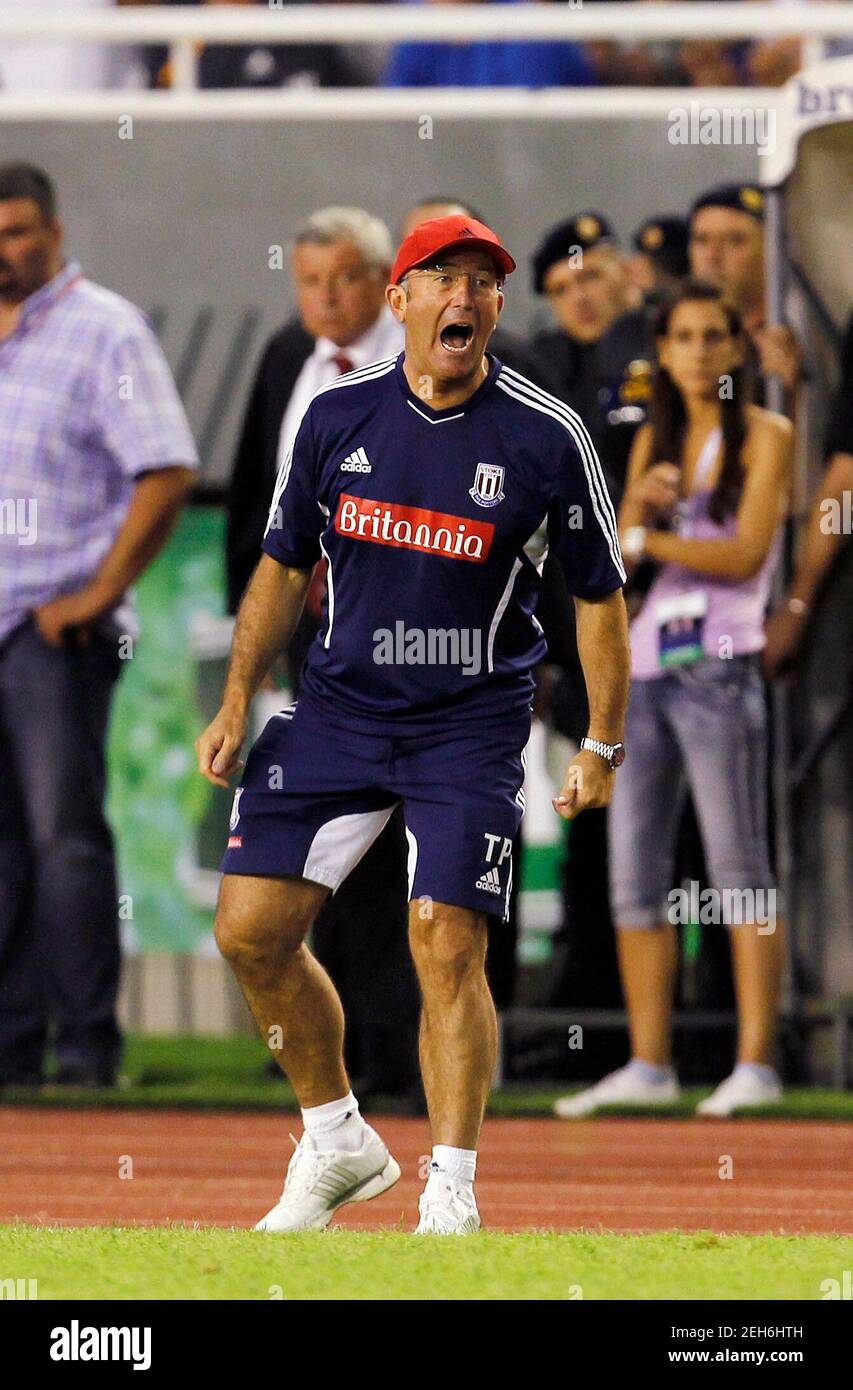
580,736,626,769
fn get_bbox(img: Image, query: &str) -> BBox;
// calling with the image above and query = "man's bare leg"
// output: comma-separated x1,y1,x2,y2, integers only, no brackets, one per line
217,873,400,1230
215,873,348,1106
408,901,495,1150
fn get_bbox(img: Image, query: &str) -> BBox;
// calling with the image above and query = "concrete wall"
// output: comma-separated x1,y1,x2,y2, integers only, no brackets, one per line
7,116,756,482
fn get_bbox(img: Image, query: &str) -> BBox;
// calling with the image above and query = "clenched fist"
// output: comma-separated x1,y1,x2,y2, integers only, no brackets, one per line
553,749,616,821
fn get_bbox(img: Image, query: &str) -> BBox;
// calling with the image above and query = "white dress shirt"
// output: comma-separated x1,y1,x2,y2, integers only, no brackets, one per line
277,305,404,469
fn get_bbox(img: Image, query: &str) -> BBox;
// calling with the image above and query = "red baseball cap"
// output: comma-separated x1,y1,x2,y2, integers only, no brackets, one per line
390,214,516,285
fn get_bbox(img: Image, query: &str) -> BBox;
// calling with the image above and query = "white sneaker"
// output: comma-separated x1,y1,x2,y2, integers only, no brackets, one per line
696,1067,783,1117
415,1173,481,1235
553,1063,680,1118
255,1126,400,1232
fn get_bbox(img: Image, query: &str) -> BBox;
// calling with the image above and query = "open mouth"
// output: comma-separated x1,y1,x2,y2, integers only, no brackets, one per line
439,322,475,353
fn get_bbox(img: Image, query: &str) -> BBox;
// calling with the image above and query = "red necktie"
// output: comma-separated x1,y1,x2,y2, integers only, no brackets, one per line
306,354,353,617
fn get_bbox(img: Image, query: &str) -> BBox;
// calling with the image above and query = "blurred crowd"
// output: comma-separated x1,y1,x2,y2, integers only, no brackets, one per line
0,157,850,1106
1,0,853,93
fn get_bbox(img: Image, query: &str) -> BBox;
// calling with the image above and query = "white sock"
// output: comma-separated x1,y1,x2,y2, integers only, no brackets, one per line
733,1062,778,1084
301,1092,367,1153
430,1144,476,1186
627,1058,674,1084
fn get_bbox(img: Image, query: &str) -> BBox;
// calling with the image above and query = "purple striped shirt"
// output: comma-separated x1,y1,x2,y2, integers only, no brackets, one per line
0,260,198,643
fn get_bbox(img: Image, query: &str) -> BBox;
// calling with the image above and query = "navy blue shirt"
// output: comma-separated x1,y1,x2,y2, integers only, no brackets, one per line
263,351,624,730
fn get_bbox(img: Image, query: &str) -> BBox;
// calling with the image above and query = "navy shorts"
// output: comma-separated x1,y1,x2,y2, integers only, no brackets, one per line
220,695,530,919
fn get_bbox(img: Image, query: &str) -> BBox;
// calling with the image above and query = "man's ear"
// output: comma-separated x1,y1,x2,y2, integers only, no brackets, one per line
495,289,505,320
386,282,407,323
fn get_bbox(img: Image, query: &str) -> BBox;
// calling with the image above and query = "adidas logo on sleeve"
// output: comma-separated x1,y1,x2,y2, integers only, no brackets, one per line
341,446,372,474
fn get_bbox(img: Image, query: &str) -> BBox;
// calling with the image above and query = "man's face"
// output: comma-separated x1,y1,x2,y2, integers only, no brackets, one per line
542,244,629,344
0,198,62,302
689,207,764,307
386,249,504,386
292,239,388,347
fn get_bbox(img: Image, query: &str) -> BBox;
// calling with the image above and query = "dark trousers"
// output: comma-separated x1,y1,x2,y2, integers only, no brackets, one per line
0,619,123,1079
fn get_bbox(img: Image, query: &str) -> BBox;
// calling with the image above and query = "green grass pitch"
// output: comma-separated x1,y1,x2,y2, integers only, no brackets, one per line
1,1228,851,1301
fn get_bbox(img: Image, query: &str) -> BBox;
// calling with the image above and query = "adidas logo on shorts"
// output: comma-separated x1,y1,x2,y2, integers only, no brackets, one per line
341,446,372,474
475,866,502,895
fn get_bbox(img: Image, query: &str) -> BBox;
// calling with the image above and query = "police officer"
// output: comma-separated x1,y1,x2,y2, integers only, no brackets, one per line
688,182,800,409
532,212,634,481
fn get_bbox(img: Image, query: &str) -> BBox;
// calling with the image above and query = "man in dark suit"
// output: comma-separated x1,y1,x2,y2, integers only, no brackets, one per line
227,206,403,612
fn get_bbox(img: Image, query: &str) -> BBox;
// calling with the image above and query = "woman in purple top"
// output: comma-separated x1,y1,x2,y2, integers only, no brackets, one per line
555,281,794,1119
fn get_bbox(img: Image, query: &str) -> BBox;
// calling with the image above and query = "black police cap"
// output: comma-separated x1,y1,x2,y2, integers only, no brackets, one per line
532,212,616,294
632,215,689,278
689,184,765,225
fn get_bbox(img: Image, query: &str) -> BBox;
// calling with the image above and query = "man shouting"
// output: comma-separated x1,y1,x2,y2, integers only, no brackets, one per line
196,215,630,1234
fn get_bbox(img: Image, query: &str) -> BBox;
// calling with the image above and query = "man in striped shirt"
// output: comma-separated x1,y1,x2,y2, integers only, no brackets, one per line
0,163,198,1088
196,214,629,1234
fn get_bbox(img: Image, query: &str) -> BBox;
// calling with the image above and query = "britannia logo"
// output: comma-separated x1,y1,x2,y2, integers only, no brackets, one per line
335,494,494,561
229,788,243,832
469,462,505,508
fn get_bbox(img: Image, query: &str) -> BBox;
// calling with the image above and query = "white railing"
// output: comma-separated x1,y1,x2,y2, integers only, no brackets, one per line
0,85,789,121
0,2,851,111
3,3,853,46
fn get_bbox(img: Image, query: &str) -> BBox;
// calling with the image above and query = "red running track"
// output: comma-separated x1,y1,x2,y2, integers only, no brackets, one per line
1,1108,850,1234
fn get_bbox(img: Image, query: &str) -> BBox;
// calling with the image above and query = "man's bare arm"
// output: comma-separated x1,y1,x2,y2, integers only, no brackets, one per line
196,554,311,787
554,588,631,820
222,554,311,714
575,588,631,743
